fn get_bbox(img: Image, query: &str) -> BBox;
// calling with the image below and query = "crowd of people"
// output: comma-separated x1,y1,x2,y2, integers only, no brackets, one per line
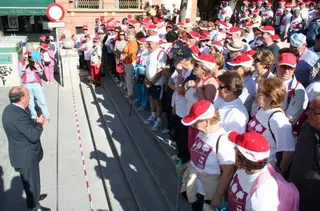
69,0,320,210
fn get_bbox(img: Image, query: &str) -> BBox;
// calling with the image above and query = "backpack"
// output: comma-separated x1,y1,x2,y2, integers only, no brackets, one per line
250,164,299,211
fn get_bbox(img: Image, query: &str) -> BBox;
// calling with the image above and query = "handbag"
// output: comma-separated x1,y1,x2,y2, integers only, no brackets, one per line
116,62,124,73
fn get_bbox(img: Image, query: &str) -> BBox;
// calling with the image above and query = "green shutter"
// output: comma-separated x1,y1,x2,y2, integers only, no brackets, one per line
0,0,54,16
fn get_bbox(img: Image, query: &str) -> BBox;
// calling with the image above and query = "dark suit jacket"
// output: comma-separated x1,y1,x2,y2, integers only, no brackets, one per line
2,104,43,169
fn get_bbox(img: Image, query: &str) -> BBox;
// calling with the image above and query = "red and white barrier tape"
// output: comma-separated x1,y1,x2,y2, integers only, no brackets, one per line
69,71,94,211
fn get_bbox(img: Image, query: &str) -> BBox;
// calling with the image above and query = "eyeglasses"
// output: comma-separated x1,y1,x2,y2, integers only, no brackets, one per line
310,106,320,116
218,85,228,90
119,34,125,36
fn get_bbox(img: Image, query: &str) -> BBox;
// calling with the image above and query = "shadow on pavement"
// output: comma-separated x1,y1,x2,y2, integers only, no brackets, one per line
0,166,26,211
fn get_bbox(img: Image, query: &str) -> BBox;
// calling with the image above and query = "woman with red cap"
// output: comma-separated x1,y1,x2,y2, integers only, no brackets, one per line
180,100,235,211
184,54,219,150
227,131,280,210
40,43,55,84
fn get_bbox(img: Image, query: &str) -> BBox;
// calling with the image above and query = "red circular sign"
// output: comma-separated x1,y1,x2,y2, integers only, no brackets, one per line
46,3,65,22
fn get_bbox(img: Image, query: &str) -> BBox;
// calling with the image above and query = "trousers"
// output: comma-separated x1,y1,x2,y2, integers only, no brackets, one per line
89,62,101,83
125,63,135,96
172,115,190,164
44,63,54,83
23,83,50,119
16,164,41,211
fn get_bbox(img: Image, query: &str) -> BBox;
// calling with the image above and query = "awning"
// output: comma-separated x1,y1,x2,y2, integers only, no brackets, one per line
0,8,47,16
0,0,53,16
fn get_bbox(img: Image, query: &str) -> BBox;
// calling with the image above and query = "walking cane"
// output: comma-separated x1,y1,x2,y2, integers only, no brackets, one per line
176,160,182,211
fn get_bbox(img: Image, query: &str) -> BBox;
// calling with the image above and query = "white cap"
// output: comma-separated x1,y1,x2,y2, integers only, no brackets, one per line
49,36,54,41
146,35,160,43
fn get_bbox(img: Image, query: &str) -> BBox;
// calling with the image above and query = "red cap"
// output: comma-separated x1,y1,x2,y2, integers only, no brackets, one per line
41,43,49,49
106,18,115,24
93,37,100,42
187,31,200,40
228,131,270,162
100,16,105,20
227,27,241,34
227,53,253,68
129,20,140,26
207,41,223,51
95,18,99,21
166,24,173,28
198,23,207,30
273,34,280,42
147,24,158,31
278,53,297,68
185,18,191,23
245,50,256,57
177,22,184,27
192,54,216,70
127,14,133,20
40,34,46,40
107,25,116,30
199,34,209,41
181,100,216,126
137,37,147,43
258,26,275,36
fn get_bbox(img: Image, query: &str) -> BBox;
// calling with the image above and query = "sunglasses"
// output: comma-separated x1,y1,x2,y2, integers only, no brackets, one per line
254,58,261,63
119,34,125,36
310,106,320,116
218,85,228,90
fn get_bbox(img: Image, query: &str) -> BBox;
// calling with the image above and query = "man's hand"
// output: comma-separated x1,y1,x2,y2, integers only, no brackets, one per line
36,115,47,125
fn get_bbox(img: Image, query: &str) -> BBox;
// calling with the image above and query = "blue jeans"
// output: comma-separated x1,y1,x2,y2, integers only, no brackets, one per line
23,83,50,119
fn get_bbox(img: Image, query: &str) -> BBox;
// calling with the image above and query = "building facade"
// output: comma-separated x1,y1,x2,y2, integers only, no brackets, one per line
56,0,198,35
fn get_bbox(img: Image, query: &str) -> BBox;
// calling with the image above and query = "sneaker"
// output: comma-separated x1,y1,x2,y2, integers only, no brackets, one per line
49,82,53,85
125,94,131,99
161,138,170,145
144,116,156,125
161,128,170,134
170,141,177,148
172,155,179,161
151,120,162,131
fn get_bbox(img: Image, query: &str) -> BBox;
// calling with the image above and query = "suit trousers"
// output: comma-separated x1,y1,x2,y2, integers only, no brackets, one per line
16,164,41,210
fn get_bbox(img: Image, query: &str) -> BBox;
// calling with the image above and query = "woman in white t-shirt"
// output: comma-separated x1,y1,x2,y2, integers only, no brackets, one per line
247,77,295,172
250,50,275,116
228,53,256,112
184,54,219,150
214,71,249,134
228,131,279,211
180,100,235,211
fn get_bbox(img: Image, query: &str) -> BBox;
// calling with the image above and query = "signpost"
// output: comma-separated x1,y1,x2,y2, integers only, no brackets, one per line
46,3,65,87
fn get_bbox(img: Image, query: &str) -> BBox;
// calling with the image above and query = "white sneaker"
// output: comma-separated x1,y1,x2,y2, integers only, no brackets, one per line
144,115,156,124
151,120,162,131
118,82,123,87
171,155,179,161
161,128,170,134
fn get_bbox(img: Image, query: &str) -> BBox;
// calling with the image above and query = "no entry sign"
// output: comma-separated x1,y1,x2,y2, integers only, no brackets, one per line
46,3,65,22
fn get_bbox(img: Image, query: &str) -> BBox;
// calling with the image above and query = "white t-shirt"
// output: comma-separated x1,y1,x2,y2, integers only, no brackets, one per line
157,27,167,40
190,128,235,175
214,97,249,134
247,108,295,167
274,8,284,25
171,69,192,118
83,41,93,60
239,75,256,112
145,48,167,86
280,14,292,34
229,167,279,211
306,81,320,102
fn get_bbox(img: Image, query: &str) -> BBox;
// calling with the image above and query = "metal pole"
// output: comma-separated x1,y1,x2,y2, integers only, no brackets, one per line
55,28,63,87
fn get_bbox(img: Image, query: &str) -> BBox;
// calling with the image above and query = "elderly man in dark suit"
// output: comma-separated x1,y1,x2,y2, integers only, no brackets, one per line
2,86,50,211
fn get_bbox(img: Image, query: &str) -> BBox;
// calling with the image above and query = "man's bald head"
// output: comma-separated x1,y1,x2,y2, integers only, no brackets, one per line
9,86,29,104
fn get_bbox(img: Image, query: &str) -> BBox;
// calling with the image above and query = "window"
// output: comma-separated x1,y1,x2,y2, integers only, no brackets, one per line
75,27,83,34
117,0,142,9
75,0,103,9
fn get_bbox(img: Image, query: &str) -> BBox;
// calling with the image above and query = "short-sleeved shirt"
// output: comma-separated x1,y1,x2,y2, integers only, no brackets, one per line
145,48,167,85
190,128,235,175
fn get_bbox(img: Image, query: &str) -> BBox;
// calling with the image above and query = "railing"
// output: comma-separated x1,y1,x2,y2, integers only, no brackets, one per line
116,0,142,9
75,0,103,9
